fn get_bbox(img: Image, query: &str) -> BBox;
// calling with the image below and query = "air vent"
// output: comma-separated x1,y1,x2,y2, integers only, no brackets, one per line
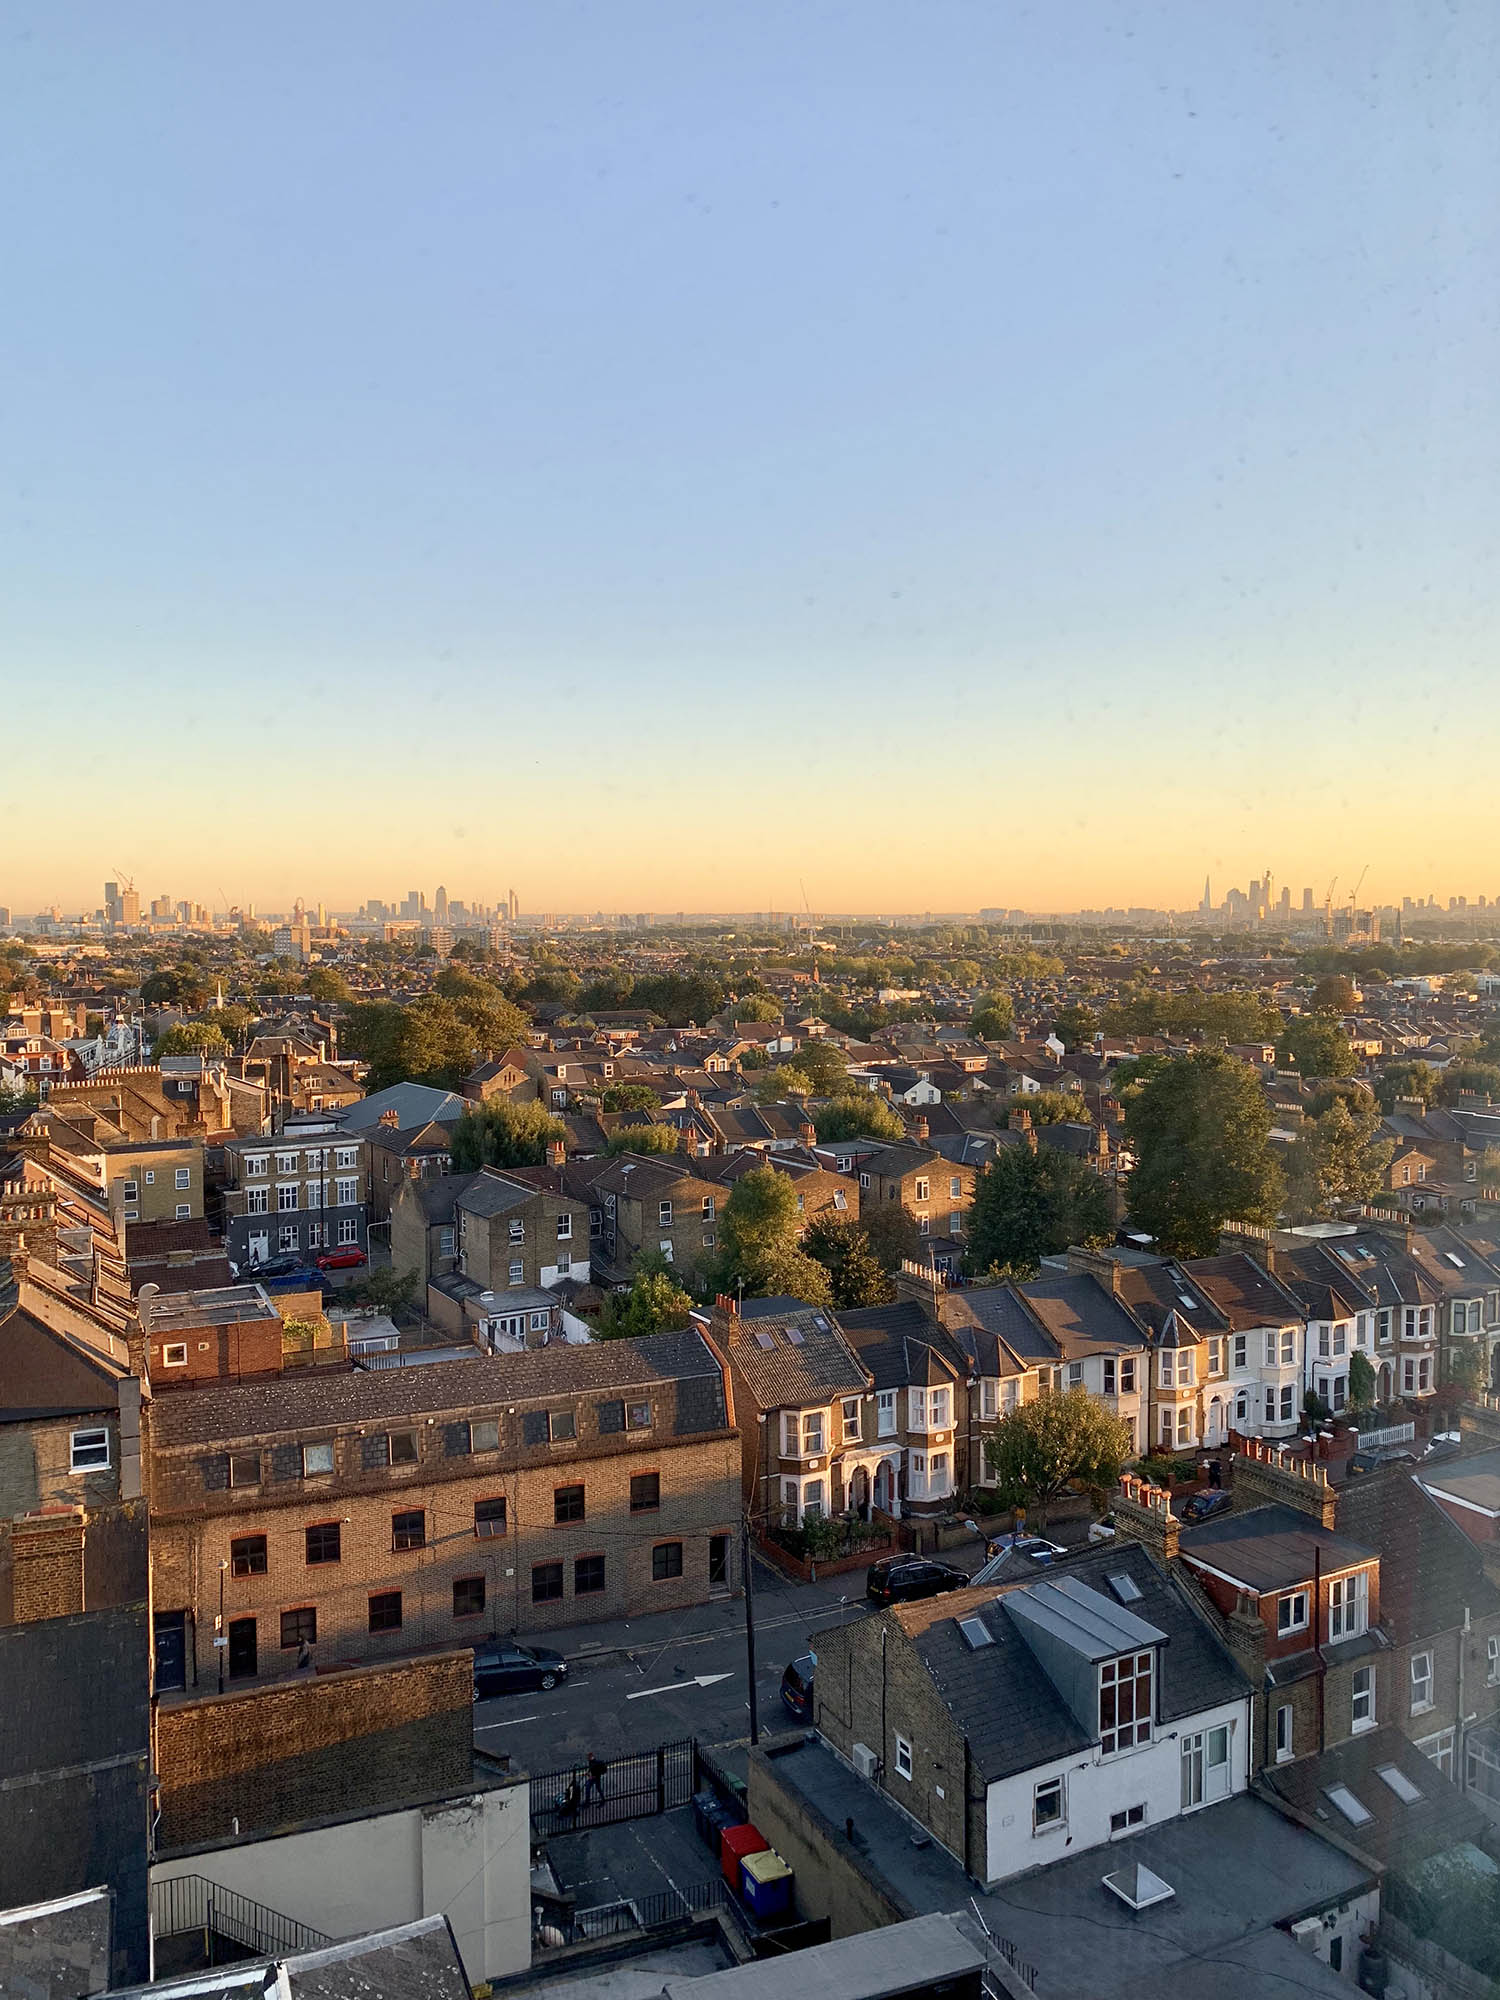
1102,1862,1174,1911
1107,1572,1143,1604
851,1742,879,1779
957,1616,994,1649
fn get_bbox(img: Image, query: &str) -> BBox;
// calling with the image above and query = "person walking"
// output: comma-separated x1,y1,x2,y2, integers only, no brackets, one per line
583,1751,608,1804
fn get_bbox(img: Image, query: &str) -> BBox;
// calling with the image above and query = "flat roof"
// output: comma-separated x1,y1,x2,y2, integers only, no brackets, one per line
144,1284,281,1330
1419,1446,1500,1518
664,1912,983,2000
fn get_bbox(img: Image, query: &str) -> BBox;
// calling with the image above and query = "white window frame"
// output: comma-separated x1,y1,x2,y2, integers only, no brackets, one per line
338,1217,359,1245
70,1426,111,1471
1329,1572,1368,1642
1275,1703,1293,1763
175,1167,191,1190
245,1154,268,1177
277,1183,299,1212
1277,1591,1310,1637
162,1342,188,1368
842,1397,861,1443
1033,1775,1065,1833
175,1202,191,1220
876,1390,897,1438
1232,1333,1247,1370
894,1734,913,1782
336,1147,357,1171
1488,1634,1500,1686
1417,1726,1455,1777
246,1186,269,1214
1352,1664,1376,1733
1410,1651,1434,1715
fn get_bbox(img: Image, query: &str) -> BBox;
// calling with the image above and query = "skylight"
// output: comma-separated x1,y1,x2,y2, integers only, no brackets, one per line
957,1616,994,1649
1106,1572,1143,1604
1325,1785,1372,1826
784,1326,804,1345
1446,1252,1465,1269
1176,1292,1197,1310
1376,1765,1423,1804
754,1329,774,1349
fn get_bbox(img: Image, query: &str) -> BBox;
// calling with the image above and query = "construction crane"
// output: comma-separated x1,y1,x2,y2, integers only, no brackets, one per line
1322,875,1338,938
1348,864,1368,914
111,867,136,894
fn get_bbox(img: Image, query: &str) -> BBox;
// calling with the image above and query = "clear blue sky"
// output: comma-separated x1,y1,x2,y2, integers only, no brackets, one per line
4,3,1497,914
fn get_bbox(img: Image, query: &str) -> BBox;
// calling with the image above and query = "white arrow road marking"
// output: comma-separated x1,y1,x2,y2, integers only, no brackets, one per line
626,1672,734,1700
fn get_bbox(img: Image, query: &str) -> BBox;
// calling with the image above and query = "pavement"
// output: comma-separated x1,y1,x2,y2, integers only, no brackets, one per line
474,1551,878,1773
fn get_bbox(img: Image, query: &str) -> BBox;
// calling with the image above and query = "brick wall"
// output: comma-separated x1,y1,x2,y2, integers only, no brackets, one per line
9,1512,86,1621
747,1745,909,1939
152,1431,741,1683
156,1650,475,1849
0,1413,119,1517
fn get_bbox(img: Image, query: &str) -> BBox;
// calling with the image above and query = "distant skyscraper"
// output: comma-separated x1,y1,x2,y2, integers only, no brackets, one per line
1302,887,1313,913
434,885,448,922
509,888,519,922
1200,876,1212,914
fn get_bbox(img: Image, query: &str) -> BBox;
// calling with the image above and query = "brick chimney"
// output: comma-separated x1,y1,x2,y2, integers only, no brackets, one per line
1112,1473,1180,1564
379,1106,400,1128
11,1510,86,1622
914,1114,929,1144
547,1138,566,1168
1230,1437,1337,1529
800,1119,817,1147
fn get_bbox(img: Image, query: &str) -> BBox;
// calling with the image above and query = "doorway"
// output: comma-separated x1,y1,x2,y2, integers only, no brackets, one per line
228,1617,258,1681
153,1610,187,1693
708,1534,731,1595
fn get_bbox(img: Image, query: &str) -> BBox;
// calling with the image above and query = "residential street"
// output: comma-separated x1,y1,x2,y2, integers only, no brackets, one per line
473,1554,880,1773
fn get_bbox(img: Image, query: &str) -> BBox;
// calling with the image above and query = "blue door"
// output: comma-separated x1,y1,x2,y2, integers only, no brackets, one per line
154,1610,187,1692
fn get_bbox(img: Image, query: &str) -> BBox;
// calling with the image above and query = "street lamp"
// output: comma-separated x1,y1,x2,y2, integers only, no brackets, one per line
217,1558,230,1694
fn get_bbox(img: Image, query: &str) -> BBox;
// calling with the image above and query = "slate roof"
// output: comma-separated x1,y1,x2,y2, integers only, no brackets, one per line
1260,1726,1488,1874
1016,1274,1147,1358
1416,1446,1500,1519
1113,1262,1227,1337
336,1084,464,1132
901,1541,1248,1782
720,1306,870,1408
1286,1233,1438,1313
836,1299,966,1391
454,1171,535,1219
944,1283,1060,1369
149,1328,728,1448
1179,1503,1377,1593
1343,1461,1500,1641
1182,1252,1306,1328
0,1299,126,1421
404,1171,486,1221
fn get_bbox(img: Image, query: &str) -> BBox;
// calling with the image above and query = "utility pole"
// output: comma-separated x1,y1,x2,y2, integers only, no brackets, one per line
742,1517,759,1745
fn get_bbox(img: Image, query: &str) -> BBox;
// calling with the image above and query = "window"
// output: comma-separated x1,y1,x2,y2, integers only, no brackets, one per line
305,1150,326,1174
894,1734,914,1782
278,1183,299,1211
627,1400,652,1430
783,1409,824,1456
1329,1573,1368,1641
1279,1383,1295,1423
659,1240,674,1260
554,1483,586,1524
1068,1361,1085,1389
1488,1634,1500,1686
304,1180,327,1212
556,1213,572,1240
1099,1652,1153,1754
122,1180,139,1202
931,1387,951,1427
1275,1703,1293,1763
231,1534,267,1577
280,1608,317,1650
337,1216,359,1245
144,1170,155,1186
652,1541,684,1581
981,1377,998,1419
877,1391,897,1437
469,1418,500,1453
1352,1664,1375,1732
630,1473,660,1513
162,1342,188,1368
1417,1726,1455,1777
1410,1651,1434,1714
1207,1337,1223,1374
453,1575,486,1617
507,1564,557,1616
1180,1724,1232,1808
175,1167,191,1190
1232,1334,1247,1370
336,1177,358,1207
509,1261,524,1284
1033,1775,1064,1830
301,1441,334,1477
276,1154,297,1174
949,1176,962,1200
438,1226,455,1256
386,1431,419,1466
369,1590,402,1633
1110,1804,1146,1834
547,1409,577,1442
475,1495,507,1536
278,1223,300,1252
858,1172,870,1190
175,1202,192,1220
1277,1591,1310,1637
245,1155,268,1177
392,1508,426,1551
658,1200,673,1227
246,1186,269,1213
842,1397,861,1443
305,1522,341,1565
509,1219,525,1242
702,1195,716,1219
1119,1358,1136,1394
230,1452,261,1487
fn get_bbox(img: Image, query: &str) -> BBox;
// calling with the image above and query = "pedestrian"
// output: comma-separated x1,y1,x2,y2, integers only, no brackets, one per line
583,1751,608,1803
296,1639,314,1673
556,1777,581,1823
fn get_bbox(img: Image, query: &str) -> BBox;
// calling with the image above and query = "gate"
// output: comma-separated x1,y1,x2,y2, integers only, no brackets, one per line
530,1737,696,1836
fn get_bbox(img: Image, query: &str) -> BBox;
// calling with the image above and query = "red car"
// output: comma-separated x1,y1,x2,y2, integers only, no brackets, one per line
316,1247,367,1271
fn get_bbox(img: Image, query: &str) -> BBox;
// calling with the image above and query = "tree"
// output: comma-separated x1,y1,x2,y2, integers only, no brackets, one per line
450,1100,566,1171
983,1389,1133,1529
1311,974,1358,1015
217,1004,256,1045
861,1200,923,1273
0,1082,39,1118
153,1021,231,1059
1348,1349,1376,1412
1447,1340,1486,1400
786,1039,850,1095
730,995,781,1023
306,967,353,1004
602,1123,682,1157
813,1092,906,1145
594,1254,694,1340
1124,1049,1282,1256
756,1067,813,1102
347,1265,419,1313
1275,1016,1357,1079
801,1214,895,1308
1283,1099,1394,1218
1374,1060,1438,1112
140,969,184,1007
716,1168,832,1304
971,992,1015,1042
966,1145,1111,1277
1440,1062,1500,1106
1005,1089,1091,1128
1052,1003,1100,1048
599,1083,661,1113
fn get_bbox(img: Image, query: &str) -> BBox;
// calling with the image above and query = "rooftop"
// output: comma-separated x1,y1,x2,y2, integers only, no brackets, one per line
1179,1503,1378,1593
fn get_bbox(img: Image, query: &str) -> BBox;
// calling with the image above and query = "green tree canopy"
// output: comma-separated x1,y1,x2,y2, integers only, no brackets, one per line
756,1067,813,1102
306,967,353,1004
602,1123,683,1157
1440,1062,1500,1106
153,1021,231,1059
1311,974,1358,1015
983,1389,1134,1528
1283,1099,1395,1219
715,1167,832,1305
800,1214,895,1308
786,1038,850,1095
1374,1060,1438,1112
965,1144,1111,1277
860,1199,923,1274
1124,1048,1282,1256
1348,1349,1376,1411
730,995,782,1023
1005,1089,1091,1128
971,991,1015,1042
1052,1003,1100,1048
341,987,528,1090
599,1083,662,1113
1103,991,1281,1042
813,1092,907,1145
449,1099,566,1171
1276,1015,1357,1079
594,1253,695,1340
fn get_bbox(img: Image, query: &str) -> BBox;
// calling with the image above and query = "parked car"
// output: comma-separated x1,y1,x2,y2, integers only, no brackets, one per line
473,1643,569,1699
781,1653,816,1720
257,1265,326,1294
866,1556,969,1605
982,1533,1066,1566
316,1246,368,1271
1423,1431,1463,1462
1087,1517,1117,1544
1180,1489,1232,1523
238,1251,308,1281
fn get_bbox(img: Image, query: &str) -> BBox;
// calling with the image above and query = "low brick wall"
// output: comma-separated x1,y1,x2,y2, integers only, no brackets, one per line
757,1535,891,1584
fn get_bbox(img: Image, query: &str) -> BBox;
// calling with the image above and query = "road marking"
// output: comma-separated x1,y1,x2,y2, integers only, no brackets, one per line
626,1672,734,1701
475,1714,540,1729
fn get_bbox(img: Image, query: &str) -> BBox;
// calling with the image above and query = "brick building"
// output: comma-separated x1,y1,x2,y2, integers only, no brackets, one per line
455,1165,592,1294
221,1122,367,1272
146,1328,740,1689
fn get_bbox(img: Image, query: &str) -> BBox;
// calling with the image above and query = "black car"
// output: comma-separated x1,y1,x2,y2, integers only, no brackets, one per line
1180,1488,1232,1523
781,1653,815,1719
866,1556,969,1605
241,1252,307,1280
473,1643,569,1699
258,1265,326,1294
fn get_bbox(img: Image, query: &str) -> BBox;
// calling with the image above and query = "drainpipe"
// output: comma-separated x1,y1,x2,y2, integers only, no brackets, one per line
1313,1543,1326,1753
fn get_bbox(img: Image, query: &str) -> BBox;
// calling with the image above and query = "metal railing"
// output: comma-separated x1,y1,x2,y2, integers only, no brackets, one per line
539,1878,725,1951
531,1737,697,1835
151,1874,332,1965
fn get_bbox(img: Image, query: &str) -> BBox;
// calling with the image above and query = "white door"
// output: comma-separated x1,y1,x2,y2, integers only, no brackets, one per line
248,1230,269,1265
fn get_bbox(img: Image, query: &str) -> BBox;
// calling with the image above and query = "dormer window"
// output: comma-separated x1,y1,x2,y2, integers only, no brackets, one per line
1099,1652,1153,1755
1277,1590,1310,1637
1329,1571,1368,1641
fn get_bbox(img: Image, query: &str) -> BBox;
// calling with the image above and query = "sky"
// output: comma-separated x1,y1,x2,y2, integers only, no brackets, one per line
3,2,1497,917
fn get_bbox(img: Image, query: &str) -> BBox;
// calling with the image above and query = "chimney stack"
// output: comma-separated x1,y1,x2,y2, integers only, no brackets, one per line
547,1138,566,1169
914,1114,929,1144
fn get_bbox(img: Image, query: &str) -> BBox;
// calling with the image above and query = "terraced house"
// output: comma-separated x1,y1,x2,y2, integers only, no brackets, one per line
146,1328,741,1688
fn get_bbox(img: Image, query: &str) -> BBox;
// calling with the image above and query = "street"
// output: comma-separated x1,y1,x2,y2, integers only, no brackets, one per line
473,1556,875,1773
